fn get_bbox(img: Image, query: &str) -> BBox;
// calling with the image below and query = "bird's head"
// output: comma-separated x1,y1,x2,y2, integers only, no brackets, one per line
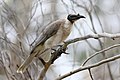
67,14,85,23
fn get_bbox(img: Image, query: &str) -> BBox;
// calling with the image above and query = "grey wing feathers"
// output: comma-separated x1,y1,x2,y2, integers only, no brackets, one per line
31,19,64,52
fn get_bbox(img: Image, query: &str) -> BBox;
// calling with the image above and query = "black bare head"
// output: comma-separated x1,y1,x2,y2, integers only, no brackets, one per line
67,14,85,23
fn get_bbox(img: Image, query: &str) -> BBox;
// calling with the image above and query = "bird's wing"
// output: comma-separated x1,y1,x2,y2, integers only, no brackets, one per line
31,19,65,52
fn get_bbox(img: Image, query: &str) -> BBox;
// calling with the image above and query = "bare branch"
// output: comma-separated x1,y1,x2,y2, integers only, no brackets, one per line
88,69,94,80
56,54,120,80
65,32,120,45
38,32,120,79
81,43,120,66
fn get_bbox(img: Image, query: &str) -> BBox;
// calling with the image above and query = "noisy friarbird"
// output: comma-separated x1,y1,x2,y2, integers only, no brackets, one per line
17,14,85,73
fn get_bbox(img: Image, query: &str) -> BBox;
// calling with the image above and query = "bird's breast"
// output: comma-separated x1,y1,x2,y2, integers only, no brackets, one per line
45,20,73,48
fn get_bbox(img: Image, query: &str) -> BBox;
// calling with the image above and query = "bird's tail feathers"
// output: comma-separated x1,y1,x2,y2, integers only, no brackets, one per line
17,45,44,73
17,52,37,73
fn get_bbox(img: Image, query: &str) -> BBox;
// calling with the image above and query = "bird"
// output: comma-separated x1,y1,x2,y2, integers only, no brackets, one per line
17,13,85,73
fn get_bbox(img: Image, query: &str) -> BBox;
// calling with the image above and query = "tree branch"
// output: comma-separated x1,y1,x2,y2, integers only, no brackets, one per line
56,54,120,80
65,32,120,45
38,32,120,80
81,43,120,66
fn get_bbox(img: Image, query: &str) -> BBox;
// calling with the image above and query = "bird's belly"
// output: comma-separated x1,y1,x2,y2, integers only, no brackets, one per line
44,34,63,48
45,30,70,48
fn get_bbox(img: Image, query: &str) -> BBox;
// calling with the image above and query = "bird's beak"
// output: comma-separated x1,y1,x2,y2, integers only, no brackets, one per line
71,14,85,20
79,15,85,18
77,14,85,19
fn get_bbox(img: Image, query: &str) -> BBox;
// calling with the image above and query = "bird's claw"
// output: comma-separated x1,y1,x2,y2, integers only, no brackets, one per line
60,48,69,54
63,52,69,54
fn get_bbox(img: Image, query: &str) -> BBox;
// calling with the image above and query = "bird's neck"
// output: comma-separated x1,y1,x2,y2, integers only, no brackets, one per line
64,19,73,28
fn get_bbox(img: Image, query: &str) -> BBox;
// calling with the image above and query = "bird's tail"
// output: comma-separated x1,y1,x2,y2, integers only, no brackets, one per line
17,45,43,73
17,52,37,73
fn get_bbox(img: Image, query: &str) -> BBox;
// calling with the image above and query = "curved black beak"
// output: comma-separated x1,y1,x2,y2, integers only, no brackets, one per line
77,14,85,19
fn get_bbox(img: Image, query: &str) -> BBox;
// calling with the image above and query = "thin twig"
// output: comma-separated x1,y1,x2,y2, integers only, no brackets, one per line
81,43,120,66
88,69,94,80
56,54,120,80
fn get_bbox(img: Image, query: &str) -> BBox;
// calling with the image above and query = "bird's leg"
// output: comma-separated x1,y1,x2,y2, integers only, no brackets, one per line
51,45,69,54
51,42,70,54
51,48,56,54
58,45,69,54
51,44,63,54
61,47,69,54
51,46,59,54
61,41,69,54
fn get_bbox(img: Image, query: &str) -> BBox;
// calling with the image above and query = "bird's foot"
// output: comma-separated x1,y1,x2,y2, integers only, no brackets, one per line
61,48,69,54
51,48,57,54
63,52,69,54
